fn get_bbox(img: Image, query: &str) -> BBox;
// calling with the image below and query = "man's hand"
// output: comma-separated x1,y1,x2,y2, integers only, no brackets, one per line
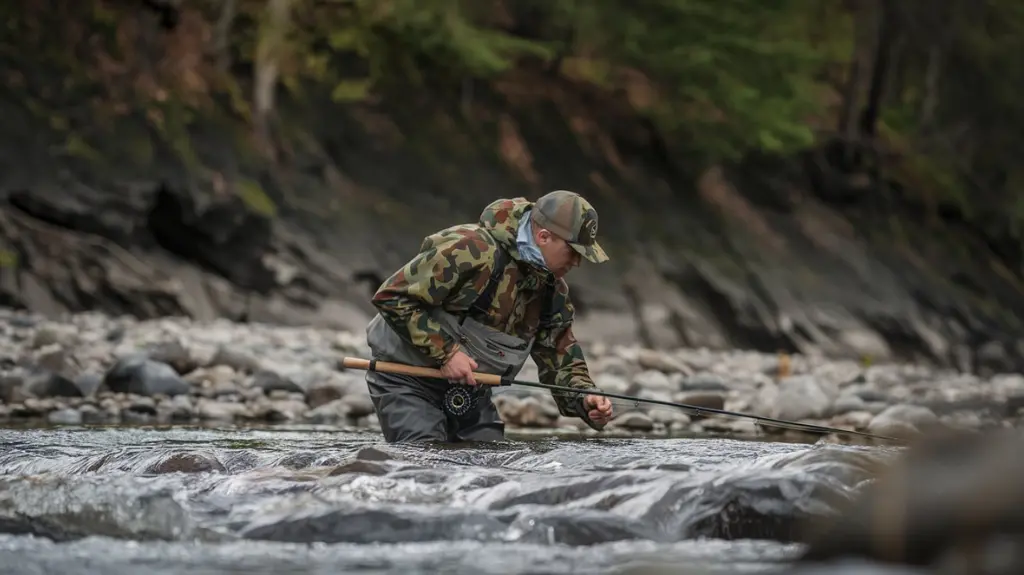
440,350,479,386
584,394,613,424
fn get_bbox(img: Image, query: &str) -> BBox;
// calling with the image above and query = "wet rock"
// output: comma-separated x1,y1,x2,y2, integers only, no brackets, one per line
592,355,633,378
648,408,691,428
512,396,559,427
831,393,866,415
328,459,389,476
207,345,262,373
101,355,190,397
304,399,351,424
30,344,68,374
74,373,102,396
22,369,82,399
509,510,650,545
262,399,310,421
798,430,1024,569
610,412,655,432
762,376,832,421
305,380,347,409
146,452,226,474
632,370,675,393
158,395,195,422
593,373,630,394
241,507,508,544
196,398,248,421
339,390,374,418
355,447,390,461
47,408,83,425
144,340,200,375
867,404,939,438
30,324,79,349
252,370,304,395
675,392,725,411
78,403,107,424
678,373,730,392
636,349,692,375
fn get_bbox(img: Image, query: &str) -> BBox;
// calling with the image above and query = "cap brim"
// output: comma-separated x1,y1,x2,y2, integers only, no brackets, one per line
570,241,609,263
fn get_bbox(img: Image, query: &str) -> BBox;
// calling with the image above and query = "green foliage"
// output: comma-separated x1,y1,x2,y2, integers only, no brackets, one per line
236,178,278,217
4,0,1024,239
559,0,830,160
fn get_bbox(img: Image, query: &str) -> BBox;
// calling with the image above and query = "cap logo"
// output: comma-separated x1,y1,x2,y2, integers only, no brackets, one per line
582,218,598,242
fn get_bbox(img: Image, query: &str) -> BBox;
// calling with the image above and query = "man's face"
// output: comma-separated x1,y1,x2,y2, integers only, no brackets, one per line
536,228,581,278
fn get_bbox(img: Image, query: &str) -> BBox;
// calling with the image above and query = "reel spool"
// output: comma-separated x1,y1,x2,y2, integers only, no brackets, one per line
444,385,478,417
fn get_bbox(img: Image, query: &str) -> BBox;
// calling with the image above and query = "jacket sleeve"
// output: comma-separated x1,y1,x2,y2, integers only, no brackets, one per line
371,228,494,365
530,280,603,426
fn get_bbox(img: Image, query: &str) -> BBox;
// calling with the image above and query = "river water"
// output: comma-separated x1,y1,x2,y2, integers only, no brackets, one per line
0,425,917,575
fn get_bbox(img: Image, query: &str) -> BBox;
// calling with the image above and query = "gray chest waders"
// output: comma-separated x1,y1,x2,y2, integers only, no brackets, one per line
441,247,555,418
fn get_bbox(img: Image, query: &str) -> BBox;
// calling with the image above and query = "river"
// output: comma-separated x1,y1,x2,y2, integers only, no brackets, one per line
0,424,925,575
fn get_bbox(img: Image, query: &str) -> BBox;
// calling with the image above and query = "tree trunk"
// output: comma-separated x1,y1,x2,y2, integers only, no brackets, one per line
214,0,237,72
859,0,897,139
837,0,880,168
253,0,294,160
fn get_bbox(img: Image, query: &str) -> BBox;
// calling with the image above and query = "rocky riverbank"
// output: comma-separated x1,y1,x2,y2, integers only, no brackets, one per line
1,306,1021,443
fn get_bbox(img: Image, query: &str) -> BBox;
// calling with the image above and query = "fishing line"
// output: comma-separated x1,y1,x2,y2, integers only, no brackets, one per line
342,357,907,444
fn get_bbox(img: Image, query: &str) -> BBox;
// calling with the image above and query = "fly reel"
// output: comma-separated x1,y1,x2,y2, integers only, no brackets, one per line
443,385,478,417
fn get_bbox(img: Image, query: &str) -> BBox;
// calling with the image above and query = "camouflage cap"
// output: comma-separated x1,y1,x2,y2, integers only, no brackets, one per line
531,190,609,263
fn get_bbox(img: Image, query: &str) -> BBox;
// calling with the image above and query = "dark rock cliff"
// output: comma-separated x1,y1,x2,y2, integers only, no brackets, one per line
2,6,1023,377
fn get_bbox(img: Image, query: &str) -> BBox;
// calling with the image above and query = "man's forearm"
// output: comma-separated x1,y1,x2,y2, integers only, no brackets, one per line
533,324,598,418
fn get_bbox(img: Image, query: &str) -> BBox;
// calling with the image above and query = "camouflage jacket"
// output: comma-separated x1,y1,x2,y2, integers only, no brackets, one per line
370,197,596,417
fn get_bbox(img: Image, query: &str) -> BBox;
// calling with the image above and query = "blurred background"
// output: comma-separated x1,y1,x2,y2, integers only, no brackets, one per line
1,0,1023,372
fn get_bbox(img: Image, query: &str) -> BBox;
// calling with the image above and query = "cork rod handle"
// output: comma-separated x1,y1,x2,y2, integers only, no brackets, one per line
339,357,504,386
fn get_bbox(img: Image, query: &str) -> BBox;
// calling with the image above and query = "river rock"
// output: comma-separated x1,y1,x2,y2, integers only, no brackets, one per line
30,324,79,349
632,370,675,393
74,373,102,396
261,399,309,421
798,430,1024,569
22,369,83,398
0,307,1020,442
47,408,83,425
609,411,655,432
195,398,247,421
158,395,195,421
593,373,630,394
101,355,191,397
144,340,200,375
207,345,262,373
591,355,633,378
756,375,832,421
635,348,692,375
867,404,940,438
831,393,866,415
648,408,690,427
674,392,725,412
339,392,374,418
305,399,351,424
305,380,347,409
253,370,304,395
678,373,730,392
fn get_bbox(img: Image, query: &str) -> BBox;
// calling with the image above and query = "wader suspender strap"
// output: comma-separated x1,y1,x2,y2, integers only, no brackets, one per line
463,245,509,324
539,280,555,329
463,245,555,330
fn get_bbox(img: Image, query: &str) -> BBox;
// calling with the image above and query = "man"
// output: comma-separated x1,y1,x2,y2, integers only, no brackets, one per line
363,190,614,443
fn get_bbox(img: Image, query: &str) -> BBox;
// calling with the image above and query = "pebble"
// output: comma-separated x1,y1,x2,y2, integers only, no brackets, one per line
0,308,1019,442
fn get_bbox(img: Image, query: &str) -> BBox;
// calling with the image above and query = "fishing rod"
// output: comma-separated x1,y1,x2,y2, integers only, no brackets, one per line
340,357,907,444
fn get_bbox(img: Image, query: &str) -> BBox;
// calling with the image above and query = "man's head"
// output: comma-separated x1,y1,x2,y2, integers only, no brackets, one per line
530,190,609,278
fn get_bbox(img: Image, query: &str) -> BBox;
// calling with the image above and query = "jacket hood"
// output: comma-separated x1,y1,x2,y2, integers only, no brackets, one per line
477,197,534,260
